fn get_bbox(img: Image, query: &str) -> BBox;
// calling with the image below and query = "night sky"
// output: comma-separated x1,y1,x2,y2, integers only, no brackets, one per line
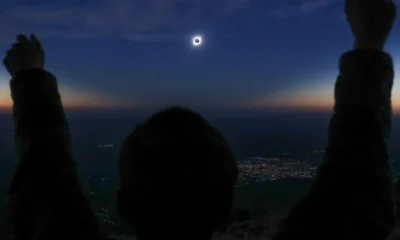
1,0,400,112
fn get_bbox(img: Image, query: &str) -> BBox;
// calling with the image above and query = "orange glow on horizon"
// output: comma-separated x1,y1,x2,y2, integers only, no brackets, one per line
246,94,400,114
0,94,130,110
0,100,399,115
0,78,131,110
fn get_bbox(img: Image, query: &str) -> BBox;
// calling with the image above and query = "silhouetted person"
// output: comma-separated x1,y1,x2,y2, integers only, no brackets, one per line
273,0,397,239
2,0,398,240
116,107,238,240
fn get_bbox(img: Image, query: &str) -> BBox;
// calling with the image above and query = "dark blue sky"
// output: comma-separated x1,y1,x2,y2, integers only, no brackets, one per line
1,0,400,111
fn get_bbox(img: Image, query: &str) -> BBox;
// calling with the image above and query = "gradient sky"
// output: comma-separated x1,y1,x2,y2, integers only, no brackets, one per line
1,0,400,111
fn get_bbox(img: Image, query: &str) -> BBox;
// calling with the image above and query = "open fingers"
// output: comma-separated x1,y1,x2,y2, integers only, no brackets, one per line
16,34,29,45
30,34,43,50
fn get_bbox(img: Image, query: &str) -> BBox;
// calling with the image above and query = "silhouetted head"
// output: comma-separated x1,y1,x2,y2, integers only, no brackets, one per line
117,107,238,240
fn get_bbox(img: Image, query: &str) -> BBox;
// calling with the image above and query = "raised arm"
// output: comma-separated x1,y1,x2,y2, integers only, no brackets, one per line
273,1,397,239
3,35,99,239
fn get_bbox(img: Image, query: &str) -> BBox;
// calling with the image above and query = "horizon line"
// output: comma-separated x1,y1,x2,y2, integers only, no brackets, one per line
0,105,398,115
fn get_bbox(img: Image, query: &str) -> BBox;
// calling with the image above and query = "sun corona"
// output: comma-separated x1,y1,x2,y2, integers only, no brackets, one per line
192,36,202,47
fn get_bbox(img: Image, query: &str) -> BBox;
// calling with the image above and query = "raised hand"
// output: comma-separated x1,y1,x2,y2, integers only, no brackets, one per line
346,0,396,50
3,34,45,78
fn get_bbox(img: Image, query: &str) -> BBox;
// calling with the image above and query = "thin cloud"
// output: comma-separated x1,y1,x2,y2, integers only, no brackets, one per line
218,0,251,15
127,33,181,42
298,0,338,13
0,0,251,44
267,0,340,19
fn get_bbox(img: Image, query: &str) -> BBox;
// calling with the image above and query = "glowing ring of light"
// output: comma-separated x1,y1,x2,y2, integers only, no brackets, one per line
192,36,202,46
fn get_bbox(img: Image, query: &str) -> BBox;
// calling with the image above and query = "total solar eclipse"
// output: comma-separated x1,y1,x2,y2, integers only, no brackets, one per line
192,36,202,47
